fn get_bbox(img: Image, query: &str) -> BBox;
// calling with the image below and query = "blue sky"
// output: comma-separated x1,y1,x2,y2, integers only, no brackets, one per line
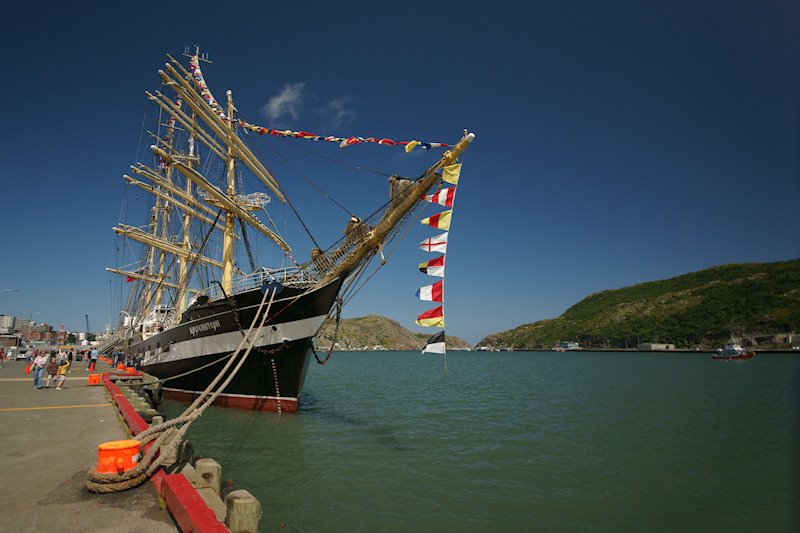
0,1,797,345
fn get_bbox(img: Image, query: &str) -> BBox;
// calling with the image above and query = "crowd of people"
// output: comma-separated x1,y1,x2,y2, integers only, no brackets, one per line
0,346,144,390
108,349,142,370
27,349,75,389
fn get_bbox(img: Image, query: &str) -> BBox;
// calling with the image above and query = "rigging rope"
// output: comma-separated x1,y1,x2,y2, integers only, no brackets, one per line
238,217,257,272
272,133,394,178
239,124,321,251
257,133,356,217
183,209,223,291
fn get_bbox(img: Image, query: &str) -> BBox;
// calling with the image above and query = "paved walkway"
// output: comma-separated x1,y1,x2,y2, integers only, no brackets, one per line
0,357,177,532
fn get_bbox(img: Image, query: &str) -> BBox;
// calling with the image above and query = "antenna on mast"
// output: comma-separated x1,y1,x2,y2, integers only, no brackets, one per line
183,45,212,63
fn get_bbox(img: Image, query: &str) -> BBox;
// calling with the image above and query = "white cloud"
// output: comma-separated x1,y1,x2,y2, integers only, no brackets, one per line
320,97,355,130
261,82,356,132
262,82,306,123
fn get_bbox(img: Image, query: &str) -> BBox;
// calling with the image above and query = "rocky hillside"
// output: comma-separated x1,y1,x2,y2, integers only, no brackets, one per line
316,314,472,351
477,259,800,350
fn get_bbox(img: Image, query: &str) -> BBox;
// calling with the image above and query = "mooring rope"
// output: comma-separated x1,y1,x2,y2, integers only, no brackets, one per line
87,286,277,493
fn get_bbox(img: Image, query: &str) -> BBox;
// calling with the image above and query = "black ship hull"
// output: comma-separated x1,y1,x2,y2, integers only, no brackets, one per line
129,278,343,413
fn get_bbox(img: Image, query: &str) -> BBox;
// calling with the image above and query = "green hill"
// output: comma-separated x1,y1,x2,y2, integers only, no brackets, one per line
316,314,472,351
477,259,800,350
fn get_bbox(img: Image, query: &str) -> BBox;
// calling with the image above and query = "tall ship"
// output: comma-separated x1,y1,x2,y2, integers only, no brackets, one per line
101,49,474,412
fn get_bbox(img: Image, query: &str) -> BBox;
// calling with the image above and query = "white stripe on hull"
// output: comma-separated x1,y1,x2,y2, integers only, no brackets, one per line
144,314,327,366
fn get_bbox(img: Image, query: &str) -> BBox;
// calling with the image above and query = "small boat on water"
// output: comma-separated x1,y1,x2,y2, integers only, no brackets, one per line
554,342,580,352
712,343,755,360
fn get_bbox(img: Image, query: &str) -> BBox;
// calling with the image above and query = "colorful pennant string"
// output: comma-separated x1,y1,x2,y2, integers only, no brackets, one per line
158,99,182,171
188,54,450,151
415,163,464,366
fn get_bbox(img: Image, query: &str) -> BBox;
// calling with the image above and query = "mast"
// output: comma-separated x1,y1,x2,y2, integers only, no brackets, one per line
154,199,169,307
222,90,236,293
175,130,195,316
154,151,175,308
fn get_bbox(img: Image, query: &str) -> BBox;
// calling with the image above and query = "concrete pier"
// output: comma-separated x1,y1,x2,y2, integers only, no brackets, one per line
0,358,177,532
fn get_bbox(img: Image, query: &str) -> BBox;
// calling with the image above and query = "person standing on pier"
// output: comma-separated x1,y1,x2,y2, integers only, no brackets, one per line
32,351,47,389
45,355,58,388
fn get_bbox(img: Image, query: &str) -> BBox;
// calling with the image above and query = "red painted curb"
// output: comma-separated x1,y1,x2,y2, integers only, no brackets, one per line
161,473,229,533
103,373,149,437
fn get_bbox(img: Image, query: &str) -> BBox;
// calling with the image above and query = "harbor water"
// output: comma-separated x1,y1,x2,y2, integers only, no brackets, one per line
160,351,799,532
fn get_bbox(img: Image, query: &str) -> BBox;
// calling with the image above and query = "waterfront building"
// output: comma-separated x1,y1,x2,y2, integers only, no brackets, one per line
0,315,15,335
638,343,676,351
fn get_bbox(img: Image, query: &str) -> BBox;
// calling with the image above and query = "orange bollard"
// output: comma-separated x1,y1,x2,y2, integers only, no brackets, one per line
117,364,124,371
87,374,101,385
89,361,95,372
24,362,30,374
96,440,141,474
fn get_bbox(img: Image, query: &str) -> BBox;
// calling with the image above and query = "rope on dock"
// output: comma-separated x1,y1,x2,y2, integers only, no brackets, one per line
86,286,277,493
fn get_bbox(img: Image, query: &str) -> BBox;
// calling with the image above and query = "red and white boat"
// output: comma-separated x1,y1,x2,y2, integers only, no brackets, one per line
712,343,755,360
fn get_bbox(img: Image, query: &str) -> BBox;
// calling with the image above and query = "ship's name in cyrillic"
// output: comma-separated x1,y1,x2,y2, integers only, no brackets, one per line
189,319,221,336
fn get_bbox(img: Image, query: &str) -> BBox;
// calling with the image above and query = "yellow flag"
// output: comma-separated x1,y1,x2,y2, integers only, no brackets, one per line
442,163,461,185
405,140,421,152
416,315,445,328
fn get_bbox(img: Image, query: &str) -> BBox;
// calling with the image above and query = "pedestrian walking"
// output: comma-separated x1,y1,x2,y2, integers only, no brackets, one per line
45,355,59,388
32,351,47,389
55,359,69,389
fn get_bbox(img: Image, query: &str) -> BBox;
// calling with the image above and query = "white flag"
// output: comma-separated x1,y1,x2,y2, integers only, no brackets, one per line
420,232,448,253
